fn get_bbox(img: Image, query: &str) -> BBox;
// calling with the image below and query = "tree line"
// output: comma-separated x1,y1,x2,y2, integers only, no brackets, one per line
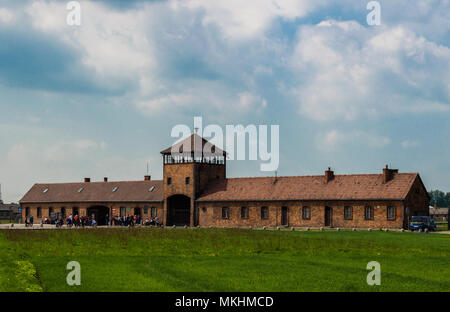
428,190,450,207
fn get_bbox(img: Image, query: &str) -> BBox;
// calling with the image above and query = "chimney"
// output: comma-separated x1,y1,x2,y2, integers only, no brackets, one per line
144,175,151,181
382,165,398,183
84,178,90,183
325,167,334,183
104,177,108,182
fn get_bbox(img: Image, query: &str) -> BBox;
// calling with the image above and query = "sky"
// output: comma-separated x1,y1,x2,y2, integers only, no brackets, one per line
0,0,449,202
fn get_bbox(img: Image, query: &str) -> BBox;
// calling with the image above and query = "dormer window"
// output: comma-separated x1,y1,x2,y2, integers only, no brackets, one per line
112,186,118,192
43,188,49,194
77,187,84,193
149,186,155,192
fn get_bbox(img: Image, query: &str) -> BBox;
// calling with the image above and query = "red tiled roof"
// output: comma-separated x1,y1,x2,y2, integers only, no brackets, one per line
19,180,163,204
197,173,419,202
160,134,226,155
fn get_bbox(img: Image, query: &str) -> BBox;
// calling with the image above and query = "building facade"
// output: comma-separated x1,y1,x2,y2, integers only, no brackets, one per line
20,134,430,229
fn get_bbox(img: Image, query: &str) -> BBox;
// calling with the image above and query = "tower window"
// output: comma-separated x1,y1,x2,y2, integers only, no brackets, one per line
261,206,269,220
185,177,190,185
167,177,172,185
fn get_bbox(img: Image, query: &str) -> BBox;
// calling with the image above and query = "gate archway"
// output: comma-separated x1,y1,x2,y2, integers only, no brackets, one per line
166,195,191,226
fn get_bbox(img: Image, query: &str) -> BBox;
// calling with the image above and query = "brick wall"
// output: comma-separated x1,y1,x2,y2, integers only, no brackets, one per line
21,202,163,223
197,200,405,229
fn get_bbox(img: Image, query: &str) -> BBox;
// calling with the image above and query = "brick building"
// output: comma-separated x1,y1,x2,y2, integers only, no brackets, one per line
20,134,429,229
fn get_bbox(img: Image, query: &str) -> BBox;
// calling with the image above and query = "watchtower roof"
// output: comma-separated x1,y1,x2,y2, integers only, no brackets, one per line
160,134,226,156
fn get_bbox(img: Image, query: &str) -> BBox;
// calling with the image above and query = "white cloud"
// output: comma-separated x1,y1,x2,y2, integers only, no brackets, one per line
290,20,450,121
26,1,156,90
136,84,267,118
401,140,421,148
173,0,323,39
318,129,390,151
0,7,14,24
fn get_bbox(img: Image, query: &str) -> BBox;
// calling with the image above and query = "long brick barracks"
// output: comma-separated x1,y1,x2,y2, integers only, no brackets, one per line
20,134,430,229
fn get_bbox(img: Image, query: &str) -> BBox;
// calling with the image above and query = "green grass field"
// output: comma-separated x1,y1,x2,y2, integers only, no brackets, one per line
0,228,449,292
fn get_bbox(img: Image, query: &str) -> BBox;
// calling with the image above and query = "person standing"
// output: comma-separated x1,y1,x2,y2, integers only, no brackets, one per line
29,215,34,226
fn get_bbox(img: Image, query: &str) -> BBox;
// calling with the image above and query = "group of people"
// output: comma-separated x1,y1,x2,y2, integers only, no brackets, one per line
66,215,97,227
24,215,34,227
24,214,161,228
110,215,160,227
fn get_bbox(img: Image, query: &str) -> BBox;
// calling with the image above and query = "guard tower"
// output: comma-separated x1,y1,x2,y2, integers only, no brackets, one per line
160,134,226,226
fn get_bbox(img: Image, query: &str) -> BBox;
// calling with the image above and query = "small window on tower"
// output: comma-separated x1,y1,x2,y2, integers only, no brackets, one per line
185,177,190,185
167,177,172,185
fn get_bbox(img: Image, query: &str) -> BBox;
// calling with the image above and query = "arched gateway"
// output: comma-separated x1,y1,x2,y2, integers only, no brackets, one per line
166,195,191,226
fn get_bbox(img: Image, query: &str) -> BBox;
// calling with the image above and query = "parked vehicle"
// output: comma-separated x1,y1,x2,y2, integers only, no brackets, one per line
409,216,437,231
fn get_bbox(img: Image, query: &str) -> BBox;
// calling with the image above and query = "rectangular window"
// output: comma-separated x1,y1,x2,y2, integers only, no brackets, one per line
365,206,374,220
37,207,42,218
25,207,30,217
344,206,353,220
302,206,310,220
48,207,53,217
241,207,249,219
151,207,156,218
61,207,66,218
185,177,190,185
387,206,396,220
167,177,172,185
120,207,126,217
144,206,149,215
73,207,79,216
261,206,269,220
222,207,229,219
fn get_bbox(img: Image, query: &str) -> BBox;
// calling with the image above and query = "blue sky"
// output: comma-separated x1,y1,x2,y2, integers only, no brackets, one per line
0,0,449,202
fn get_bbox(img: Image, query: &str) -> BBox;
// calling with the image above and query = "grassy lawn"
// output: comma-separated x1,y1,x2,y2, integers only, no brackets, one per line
436,221,448,231
0,228,449,292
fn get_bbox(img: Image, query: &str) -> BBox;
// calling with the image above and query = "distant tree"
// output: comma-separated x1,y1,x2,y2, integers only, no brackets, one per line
428,190,450,207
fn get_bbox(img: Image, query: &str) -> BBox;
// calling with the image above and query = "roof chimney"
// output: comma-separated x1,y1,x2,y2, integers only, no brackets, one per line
84,178,90,183
382,164,398,183
144,175,151,181
325,167,334,183
104,177,108,182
